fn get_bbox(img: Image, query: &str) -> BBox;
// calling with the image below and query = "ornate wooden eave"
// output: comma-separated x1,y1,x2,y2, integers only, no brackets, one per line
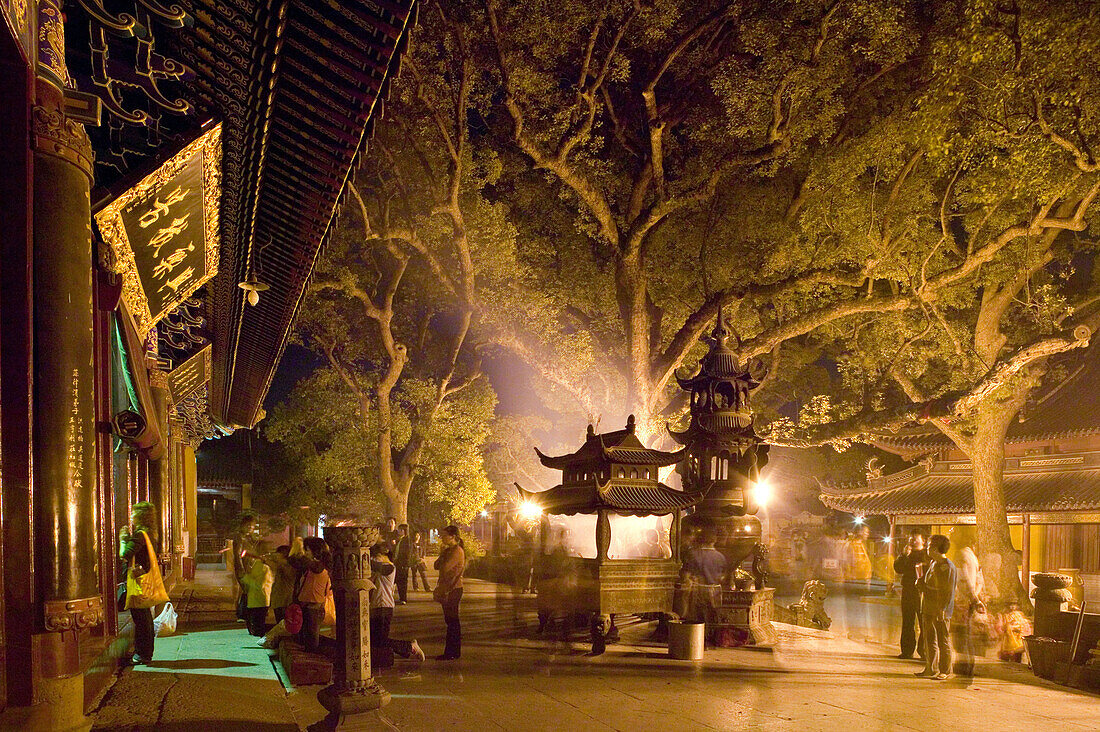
71,0,418,432
534,416,684,470
819,450,1100,517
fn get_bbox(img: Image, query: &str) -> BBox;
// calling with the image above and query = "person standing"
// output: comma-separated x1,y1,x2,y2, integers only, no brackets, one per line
916,534,958,680
292,537,332,652
679,525,727,623
434,525,466,660
241,540,274,636
233,514,261,622
383,517,398,551
369,544,425,662
266,545,296,624
394,524,412,605
411,530,432,592
119,502,163,665
893,529,928,659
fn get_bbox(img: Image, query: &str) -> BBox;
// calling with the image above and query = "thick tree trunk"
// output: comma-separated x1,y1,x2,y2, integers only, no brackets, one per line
966,385,1033,609
615,254,653,424
381,475,411,525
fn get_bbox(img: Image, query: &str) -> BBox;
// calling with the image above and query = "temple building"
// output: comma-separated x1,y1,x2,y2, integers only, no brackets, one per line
820,346,1100,604
0,0,413,726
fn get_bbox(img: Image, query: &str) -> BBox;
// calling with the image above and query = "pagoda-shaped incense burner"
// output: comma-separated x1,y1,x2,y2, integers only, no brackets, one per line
517,415,705,653
670,311,775,646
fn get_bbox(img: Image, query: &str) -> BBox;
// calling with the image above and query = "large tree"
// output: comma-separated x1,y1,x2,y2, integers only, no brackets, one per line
266,1,514,523
470,0,1100,604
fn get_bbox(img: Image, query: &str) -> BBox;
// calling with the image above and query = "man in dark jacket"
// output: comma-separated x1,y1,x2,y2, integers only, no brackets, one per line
394,524,412,605
893,529,927,659
916,534,958,680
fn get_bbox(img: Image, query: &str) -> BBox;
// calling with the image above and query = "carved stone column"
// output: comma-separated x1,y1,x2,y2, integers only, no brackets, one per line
32,0,102,644
317,525,389,726
20,2,101,729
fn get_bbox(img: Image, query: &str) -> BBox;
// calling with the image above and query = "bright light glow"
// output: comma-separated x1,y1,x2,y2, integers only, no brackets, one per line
752,479,772,508
519,501,543,520
480,509,489,518
853,515,865,525
882,536,892,543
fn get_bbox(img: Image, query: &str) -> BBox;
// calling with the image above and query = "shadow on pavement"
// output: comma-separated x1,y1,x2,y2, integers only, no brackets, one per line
146,659,256,670
132,723,296,731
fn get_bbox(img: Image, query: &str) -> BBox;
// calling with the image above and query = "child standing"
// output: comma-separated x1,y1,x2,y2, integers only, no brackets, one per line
998,602,1032,662
240,540,274,636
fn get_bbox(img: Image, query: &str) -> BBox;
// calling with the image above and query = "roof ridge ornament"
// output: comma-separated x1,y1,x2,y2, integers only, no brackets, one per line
711,305,741,351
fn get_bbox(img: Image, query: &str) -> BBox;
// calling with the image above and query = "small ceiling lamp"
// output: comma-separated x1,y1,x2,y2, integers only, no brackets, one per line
238,269,269,306
238,239,270,306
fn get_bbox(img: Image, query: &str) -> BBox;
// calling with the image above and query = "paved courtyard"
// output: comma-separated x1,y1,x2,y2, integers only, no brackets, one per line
91,573,1100,731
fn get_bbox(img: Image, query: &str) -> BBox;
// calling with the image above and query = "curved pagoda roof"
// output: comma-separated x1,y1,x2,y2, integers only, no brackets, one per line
818,450,1100,518
668,310,763,446
675,309,760,391
515,480,706,517
535,415,685,470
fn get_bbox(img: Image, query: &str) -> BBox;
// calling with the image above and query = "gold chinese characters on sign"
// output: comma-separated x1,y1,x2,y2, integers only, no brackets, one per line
168,344,211,403
96,124,222,333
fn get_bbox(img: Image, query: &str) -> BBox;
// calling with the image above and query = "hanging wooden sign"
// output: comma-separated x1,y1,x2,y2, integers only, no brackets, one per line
95,124,222,333
1,0,34,63
167,344,211,402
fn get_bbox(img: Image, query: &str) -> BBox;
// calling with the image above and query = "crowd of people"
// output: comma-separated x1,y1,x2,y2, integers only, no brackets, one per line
118,509,468,667
893,529,1032,681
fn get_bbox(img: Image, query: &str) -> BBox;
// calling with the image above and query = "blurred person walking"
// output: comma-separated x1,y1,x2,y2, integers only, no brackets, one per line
952,538,985,678
916,534,957,680
119,502,167,665
267,545,296,623
434,525,466,660
679,525,727,624
411,530,431,592
894,529,928,659
232,514,261,622
394,524,412,604
240,540,274,636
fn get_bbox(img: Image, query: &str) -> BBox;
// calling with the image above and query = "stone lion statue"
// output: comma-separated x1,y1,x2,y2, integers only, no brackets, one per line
774,580,832,630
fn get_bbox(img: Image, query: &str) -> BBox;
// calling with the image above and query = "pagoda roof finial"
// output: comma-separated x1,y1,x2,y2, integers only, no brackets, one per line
711,306,737,350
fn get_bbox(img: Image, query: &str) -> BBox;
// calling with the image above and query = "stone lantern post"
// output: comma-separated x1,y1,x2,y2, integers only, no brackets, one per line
317,525,390,726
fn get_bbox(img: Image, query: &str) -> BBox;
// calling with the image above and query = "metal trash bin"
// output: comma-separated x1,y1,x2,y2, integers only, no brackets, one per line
669,620,705,660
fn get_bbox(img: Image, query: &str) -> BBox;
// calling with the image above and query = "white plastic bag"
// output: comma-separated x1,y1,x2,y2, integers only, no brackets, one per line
154,601,178,636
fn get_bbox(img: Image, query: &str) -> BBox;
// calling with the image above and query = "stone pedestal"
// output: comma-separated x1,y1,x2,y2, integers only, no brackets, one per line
712,587,776,648
1032,572,1074,637
316,525,389,729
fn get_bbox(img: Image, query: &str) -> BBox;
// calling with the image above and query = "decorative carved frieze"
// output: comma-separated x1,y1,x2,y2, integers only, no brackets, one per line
324,526,380,584
44,595,104,632
32,87,95,178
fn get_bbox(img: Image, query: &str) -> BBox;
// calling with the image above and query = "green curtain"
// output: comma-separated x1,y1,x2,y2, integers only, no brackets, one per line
110,317,143,452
